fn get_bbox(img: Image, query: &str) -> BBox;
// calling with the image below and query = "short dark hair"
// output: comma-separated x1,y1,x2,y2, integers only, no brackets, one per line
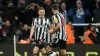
38,7,45,11
51,4,59,10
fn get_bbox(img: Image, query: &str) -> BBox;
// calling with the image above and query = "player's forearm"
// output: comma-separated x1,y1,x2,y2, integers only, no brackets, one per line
29,26,34,38
52,23,60,34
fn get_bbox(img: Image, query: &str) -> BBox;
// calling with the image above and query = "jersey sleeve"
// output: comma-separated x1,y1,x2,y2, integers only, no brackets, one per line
32,18,36,26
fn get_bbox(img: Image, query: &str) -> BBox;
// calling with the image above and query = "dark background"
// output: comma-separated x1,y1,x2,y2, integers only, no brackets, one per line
0,44,100,56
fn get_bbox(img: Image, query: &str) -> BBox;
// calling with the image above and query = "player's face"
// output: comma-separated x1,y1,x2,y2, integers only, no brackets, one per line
38,10,45,17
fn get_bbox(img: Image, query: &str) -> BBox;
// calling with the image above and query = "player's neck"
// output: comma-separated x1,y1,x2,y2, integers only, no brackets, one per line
53,10,59,14
39,16,45,20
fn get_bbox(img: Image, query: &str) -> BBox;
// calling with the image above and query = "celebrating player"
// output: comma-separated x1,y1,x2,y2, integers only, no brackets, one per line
29,7,52,56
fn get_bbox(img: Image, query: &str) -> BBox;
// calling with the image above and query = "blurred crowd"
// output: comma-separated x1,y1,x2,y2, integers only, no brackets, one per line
0,0,100,44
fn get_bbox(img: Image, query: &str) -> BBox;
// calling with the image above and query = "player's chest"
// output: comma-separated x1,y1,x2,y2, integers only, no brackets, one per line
35,19,48,28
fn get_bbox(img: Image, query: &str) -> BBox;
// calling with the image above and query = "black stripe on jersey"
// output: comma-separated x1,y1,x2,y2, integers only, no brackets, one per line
39,19,42,39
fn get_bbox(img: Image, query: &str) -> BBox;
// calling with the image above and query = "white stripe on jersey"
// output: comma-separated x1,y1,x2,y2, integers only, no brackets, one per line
56,14,62,40
37,18,41,40
40,18,45,39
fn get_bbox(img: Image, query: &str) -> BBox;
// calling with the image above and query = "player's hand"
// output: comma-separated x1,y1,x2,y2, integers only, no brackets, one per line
29,37,34,41
48,29,54,34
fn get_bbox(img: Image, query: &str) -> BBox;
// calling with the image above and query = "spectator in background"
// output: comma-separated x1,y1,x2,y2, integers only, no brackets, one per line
81,0,96,23
25,3,38,26
94,0,100,42
1,16,20,43
42,0,53,18
59,2,68,24
68,0,90,23
68,0,90,43
0,2,18,23
17,0,26,25
53,0,62,4
2,20,12,37
83,24,99,44
21,24,30,40
66,21,75,44
18,24,30,44
18,0,26,7
1,20,12,43
94,0,100,23
1,30,10,43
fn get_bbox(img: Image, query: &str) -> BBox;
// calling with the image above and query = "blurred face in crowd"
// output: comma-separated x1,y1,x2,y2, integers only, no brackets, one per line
76,3,82,8
0,26,2,30
60,3,66,10
90,26,94,31
20,0,25,5
5,20,10,26
68,21,72,26
29,5,34,10
38,9,45,18
44,0,51,5
2,32,7,37
23,24,28,30
54,0,61,3
8,2,13,7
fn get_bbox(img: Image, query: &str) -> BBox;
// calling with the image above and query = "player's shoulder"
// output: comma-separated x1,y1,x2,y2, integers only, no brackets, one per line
33,17,39,21
45,17,50,20
58,13,63,16
45,17,49,19
54,13,63,17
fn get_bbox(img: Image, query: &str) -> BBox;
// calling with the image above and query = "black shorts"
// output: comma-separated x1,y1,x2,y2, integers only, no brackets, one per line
49,39,66,49
34,40,45,49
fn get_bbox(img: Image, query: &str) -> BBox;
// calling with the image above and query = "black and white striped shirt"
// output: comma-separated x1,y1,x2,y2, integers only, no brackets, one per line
32,17,52,43
52,13,67,41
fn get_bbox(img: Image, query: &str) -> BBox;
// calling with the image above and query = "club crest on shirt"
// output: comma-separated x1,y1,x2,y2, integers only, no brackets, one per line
53,17,58,23
35,24,47,28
